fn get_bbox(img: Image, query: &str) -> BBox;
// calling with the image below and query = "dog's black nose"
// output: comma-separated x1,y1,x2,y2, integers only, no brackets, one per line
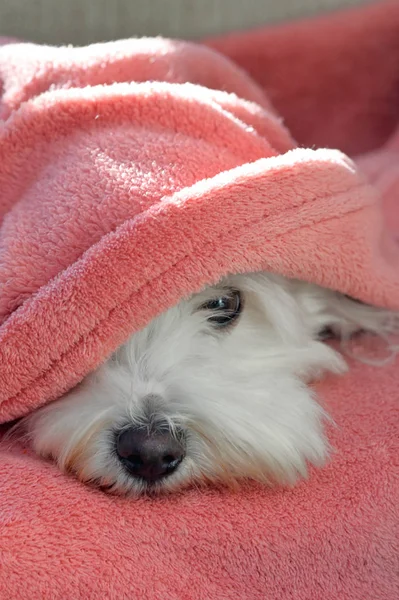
116,427,185,482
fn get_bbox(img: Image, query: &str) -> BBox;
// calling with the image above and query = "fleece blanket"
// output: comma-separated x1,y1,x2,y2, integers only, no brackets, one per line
0,1,398,598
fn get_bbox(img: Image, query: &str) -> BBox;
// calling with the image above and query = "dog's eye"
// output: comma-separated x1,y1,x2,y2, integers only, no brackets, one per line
200,289,242,327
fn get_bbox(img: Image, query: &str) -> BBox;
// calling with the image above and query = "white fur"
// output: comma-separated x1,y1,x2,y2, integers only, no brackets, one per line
21,272,398,496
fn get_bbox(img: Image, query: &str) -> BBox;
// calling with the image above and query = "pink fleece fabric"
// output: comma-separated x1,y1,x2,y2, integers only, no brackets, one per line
1,352,397,600
0,1,398,598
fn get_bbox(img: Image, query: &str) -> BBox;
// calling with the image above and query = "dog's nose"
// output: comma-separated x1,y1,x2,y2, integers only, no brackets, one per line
116,427,185,482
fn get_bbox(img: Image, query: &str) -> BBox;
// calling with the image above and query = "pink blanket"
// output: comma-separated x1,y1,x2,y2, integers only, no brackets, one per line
0,1,398,598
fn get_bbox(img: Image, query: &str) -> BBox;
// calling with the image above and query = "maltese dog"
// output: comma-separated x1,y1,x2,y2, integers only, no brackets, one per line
21,272,398,496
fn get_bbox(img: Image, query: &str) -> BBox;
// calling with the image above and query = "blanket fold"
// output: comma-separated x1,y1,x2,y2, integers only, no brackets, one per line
1,28,398,423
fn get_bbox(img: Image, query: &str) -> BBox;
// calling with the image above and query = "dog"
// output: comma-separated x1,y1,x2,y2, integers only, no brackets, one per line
20,272,398,496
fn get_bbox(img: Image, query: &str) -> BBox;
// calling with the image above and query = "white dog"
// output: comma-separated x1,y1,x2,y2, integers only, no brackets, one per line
20,272,398,496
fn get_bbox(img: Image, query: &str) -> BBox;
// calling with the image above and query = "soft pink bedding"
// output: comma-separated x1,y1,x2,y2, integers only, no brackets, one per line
0,1,398,598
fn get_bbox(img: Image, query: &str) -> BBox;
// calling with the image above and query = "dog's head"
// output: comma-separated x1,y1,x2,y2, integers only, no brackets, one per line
25,272,364,495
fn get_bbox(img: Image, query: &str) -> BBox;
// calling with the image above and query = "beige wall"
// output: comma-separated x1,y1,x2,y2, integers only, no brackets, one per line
1,0,373,45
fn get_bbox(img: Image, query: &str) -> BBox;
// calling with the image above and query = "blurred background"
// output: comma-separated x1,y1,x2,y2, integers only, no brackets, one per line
0,0,373,45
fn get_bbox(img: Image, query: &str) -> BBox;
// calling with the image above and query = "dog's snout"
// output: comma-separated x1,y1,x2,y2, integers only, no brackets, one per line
116,427,185,482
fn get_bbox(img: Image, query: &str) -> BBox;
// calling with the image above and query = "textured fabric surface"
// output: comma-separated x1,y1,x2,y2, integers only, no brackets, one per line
0,29,398,422
0,0,372,44
0,1,398,598
206,0,397,157
0,351,398,600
